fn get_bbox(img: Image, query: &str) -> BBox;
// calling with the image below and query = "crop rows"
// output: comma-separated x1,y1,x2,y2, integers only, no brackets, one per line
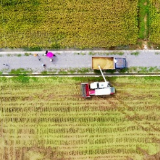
0,0,138,48
1,77,160,160
149,0,160,44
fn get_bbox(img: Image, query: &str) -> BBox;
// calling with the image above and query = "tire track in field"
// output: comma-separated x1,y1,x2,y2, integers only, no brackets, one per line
108,80,160,150
112,93,160,151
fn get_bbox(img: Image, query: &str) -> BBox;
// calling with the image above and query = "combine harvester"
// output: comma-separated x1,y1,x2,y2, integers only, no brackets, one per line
81,56,126,98
81,65,115,98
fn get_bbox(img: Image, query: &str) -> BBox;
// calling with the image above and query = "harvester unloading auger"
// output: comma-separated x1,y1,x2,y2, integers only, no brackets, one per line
81,65,115,98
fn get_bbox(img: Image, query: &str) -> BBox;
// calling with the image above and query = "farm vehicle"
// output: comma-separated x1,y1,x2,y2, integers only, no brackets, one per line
92,57,126,70
81,65,115,98
81,57,126,98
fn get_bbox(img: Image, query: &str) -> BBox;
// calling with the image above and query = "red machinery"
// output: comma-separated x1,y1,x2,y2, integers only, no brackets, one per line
81,65,115,98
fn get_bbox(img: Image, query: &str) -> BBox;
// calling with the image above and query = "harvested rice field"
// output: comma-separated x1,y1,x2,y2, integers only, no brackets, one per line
0,76,160,160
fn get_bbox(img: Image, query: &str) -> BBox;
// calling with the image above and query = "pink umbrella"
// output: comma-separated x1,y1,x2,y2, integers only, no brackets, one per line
46,52,54,58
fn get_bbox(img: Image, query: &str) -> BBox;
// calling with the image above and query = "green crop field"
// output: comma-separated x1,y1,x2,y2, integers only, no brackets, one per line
0,0,138,48
1,76,160,160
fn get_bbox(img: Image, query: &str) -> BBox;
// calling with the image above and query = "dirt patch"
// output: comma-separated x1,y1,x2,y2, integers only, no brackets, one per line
1,146,70,160
143,41,148,50
143,150,160,160
22,147,70,160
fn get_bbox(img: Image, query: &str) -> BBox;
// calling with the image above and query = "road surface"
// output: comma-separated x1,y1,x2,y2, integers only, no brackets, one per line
0,50,160,73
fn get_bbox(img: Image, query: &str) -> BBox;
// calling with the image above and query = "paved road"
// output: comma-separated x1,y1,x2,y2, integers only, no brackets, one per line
0,50,160,73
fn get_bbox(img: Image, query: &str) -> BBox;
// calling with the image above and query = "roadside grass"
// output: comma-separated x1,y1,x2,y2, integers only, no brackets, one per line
17,54,22,57
13,75,30,83
94,70,101,74
155,52,160,55
105,69,116,74
118,68,129,73
23,47,42,51
10,68,33,74
7,54,12,56
130,51,140,56
58,69,68,74
40,71,48,75
88,52,124,56
68,68,76,74
0,66,160,75
77,68,91,74
24,53,32,56
0,77,160,159
74,52,86,55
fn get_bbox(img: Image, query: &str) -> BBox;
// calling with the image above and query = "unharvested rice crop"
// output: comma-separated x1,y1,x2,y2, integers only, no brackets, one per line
0,76,160,160
149,0,160,44
0,0,138,48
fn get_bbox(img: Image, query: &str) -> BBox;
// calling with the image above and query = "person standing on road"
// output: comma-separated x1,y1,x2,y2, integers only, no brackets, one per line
45,50,56,57
42,64,46,68
44,50,48,56
3,64,9,69
37,54,41,61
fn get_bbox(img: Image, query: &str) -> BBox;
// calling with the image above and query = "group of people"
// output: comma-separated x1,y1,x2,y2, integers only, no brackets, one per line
44,50,56,62
35,50,56,69
2,51,56,70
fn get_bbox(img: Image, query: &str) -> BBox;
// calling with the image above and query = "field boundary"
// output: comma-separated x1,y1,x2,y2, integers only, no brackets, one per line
0,73,160,77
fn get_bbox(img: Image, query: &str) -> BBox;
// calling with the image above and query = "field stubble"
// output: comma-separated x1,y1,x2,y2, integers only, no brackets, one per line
0,77,160,160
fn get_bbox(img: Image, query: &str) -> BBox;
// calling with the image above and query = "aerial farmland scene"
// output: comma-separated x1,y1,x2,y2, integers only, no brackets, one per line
1,0,160,160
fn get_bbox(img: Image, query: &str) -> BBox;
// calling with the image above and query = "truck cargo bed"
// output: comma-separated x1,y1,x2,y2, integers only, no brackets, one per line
92,57,114,69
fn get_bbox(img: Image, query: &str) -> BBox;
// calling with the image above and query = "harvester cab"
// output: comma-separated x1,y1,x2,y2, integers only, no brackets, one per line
81,65,115,98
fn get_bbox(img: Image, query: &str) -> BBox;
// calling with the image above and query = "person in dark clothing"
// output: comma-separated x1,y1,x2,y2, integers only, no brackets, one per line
36,54,41,61
44,50,48,56
42,64,46,68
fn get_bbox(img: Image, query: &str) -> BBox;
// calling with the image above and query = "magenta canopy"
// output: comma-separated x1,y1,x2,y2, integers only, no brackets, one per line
46,52,54,58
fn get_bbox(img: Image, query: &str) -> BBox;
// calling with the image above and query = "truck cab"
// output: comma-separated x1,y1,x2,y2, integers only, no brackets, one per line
114,58,126,69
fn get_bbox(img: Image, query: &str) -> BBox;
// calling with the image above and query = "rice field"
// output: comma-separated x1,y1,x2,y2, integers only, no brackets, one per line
149,0,160,44
0,0,138,48
0,76,160,160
